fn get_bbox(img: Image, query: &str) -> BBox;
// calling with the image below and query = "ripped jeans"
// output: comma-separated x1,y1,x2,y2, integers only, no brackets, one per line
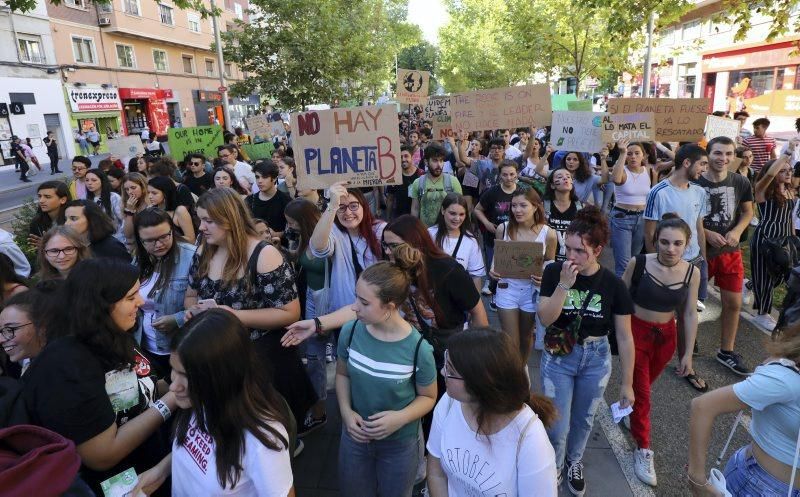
540,337,612,472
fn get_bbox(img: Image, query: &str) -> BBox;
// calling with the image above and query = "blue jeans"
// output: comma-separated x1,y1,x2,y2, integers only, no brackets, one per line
724,446,800,497
302,287,332,402
690,256,708,301
601,183,615,213
541,338,612,471
338,429,419,497
610,209,645,277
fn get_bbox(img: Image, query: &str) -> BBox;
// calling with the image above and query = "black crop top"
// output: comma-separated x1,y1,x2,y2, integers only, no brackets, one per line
630,255,693,312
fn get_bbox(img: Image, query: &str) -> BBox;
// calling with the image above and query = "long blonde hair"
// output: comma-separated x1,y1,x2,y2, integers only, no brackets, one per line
122,172,149,211
508,188,546,241
195,187,260,289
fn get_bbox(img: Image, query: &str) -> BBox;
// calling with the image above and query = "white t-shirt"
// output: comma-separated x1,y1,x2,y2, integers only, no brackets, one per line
232,160,257,193
504,146,522,161
427,393,558,497
427,226,485,278
172,415,293,497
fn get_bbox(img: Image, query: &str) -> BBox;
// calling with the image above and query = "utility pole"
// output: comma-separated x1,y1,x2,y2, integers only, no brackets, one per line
210,0,232,130
643,12,656,98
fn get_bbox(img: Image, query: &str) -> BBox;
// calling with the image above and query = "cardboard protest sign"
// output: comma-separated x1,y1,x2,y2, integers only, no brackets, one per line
241,142,275,160
167,125,224,161
550,111,605,153
551,94,577,111
600,112,656,142
244,115,273,142
493,240,544,278
424,96,453,139
107,136,144,158
396,69,430,105
291,104,402,190
270,121,287,139
607,98,710,142
451,84,552,132
705,115,741,141
568,100,593,111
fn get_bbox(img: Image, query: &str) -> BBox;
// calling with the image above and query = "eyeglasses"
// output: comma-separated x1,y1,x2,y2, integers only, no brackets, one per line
1,323,32,340
336,202,361,214
44,246,78,257
442,351,463,380
190,161,204,166
381,240,406,252
141,231,172,246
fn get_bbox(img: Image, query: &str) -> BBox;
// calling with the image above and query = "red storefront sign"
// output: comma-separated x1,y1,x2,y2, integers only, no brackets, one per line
118,88,174,100
702,41,800,73
119,88,173,136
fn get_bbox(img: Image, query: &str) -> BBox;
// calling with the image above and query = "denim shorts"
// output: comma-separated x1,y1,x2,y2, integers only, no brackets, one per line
724,446,800,497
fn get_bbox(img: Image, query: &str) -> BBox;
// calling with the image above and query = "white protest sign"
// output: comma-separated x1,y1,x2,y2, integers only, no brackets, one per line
600,112,656,142
291,104,402,190
244,115,273,142
550,111,604,153
705,115,741,141
107,136,145,158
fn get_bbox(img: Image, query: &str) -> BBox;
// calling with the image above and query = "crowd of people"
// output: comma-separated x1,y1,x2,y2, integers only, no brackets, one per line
0,107,798,497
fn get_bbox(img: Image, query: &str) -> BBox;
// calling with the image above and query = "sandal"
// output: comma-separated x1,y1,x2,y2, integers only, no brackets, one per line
685,373,708,392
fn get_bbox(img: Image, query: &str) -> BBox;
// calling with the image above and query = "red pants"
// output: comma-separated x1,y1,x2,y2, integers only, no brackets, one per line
630,314,676,449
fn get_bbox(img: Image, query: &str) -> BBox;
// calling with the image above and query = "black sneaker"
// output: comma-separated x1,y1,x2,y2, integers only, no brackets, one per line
567,460,585,496
325,342,334,363
489,295,497,312
297,413,327,438
693,341,700,356
716,350,752,376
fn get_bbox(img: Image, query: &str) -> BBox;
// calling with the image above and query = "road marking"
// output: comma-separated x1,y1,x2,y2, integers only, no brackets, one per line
596,398,656,497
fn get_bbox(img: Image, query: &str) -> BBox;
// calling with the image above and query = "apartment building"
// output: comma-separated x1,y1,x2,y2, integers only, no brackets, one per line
647,0,800,121
48,0,258,154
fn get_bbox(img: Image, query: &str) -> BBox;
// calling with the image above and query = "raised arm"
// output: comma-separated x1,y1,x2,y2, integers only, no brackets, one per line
310,181,346,253
611,138,630,185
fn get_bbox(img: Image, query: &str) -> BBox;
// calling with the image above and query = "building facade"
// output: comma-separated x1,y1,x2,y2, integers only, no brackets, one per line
47,0,254,154
0,1,71,166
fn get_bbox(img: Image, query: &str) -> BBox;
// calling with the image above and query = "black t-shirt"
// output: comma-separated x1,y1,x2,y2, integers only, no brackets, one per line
540,263,633,338
386,168,423,218
694,173,754,257
175,183,195,211
10,142,23,163
91,235,132,262
44,137,58,154
22,337,167,494
547,200,580,262
183,173,214,197
246,190,292,232
478,185,518,225
428,256,481,330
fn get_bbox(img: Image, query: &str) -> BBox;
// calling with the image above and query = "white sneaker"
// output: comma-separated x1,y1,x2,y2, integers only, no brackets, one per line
751,313,777,331
696,300,706,312
634,448,657,486
481,281,492,295
741,280,753,306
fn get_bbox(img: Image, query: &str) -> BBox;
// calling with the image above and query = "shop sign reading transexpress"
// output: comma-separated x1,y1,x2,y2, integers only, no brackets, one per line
66,85,122,112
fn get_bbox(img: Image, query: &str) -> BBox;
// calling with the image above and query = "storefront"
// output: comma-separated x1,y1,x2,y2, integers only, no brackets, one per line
193,90,225,128
118,88,172,138
701,39,800,115
229,94,260,130
64,83,124,156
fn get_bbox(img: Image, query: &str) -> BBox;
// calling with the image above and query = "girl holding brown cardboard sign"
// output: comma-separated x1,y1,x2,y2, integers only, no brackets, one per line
489,188,556,363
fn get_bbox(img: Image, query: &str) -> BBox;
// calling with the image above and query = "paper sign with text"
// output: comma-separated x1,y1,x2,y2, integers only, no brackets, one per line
451,84,552,132
397,69,430,105
600,112,656,142
245,115,274,142
167,125,224,161
424,96,453,139
705,115,741,141
607,98,710,142
291,105,402,190
107,136,144,159
550,111,605,153
493,240,544,278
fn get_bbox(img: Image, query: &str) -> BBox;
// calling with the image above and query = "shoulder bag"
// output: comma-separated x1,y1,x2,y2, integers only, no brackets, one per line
543,269,602,357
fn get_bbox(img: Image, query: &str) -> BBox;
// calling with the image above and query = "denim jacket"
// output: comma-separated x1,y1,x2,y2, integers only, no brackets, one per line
133,241,197,353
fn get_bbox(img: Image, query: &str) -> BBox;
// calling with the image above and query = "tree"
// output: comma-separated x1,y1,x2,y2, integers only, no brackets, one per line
721,0,800,42
221,0,420,109
396,41,440,91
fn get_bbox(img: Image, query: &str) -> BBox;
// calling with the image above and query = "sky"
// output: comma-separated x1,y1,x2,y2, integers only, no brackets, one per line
407,0,448,45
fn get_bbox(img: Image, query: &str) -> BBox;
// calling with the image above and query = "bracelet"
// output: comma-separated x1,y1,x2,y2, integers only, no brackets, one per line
686,473,709,487
557,282,571,291
314,317,323,335
152,399,172,422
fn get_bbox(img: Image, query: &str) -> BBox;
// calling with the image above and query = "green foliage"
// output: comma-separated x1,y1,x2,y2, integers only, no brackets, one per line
222,0,421,110
720,0,800,42
397,41,440,91
10,200,39,271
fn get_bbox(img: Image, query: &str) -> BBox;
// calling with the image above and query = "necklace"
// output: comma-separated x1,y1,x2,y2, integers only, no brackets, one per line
656,254,680,268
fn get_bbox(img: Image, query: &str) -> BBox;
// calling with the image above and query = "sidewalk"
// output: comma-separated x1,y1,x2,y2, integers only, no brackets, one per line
0,155,107,198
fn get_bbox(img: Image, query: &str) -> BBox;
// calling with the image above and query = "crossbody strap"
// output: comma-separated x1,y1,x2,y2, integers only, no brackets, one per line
247,240,270,286
451,231,465,258
346,232,364,281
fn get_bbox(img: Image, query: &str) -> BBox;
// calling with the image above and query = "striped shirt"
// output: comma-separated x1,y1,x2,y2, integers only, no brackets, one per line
743,135,777,172
644,179,709,260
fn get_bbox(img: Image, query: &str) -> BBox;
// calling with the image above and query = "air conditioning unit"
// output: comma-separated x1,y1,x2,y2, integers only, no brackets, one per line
98,17,111,26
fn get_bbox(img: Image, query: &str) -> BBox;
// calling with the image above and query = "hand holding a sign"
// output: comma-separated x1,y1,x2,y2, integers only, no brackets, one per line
327,181,349,212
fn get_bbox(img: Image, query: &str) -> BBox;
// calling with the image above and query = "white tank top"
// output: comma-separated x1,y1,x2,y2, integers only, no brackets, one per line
615,167,650,205
503,223,550,249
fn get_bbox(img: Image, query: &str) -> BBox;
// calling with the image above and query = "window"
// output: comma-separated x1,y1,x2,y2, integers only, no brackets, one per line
187,12,201,33
234,3,243,19
729,69,775,98
64,0,86,8
205,59,215,77
116,44,136,68
122,0,140,15
224,63,232,78
18,35,45,64
153,49,168,71
159,3,174,25
182,55,194,74
71,36,96,64
682,19,701,40
97,1,112,13
659,27,674,46
709,14,731,34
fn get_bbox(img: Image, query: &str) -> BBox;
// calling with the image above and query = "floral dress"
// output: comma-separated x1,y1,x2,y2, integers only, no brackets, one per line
188,249,317,425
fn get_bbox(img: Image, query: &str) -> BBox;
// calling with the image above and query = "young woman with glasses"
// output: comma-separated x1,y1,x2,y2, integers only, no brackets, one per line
37,226,92,280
